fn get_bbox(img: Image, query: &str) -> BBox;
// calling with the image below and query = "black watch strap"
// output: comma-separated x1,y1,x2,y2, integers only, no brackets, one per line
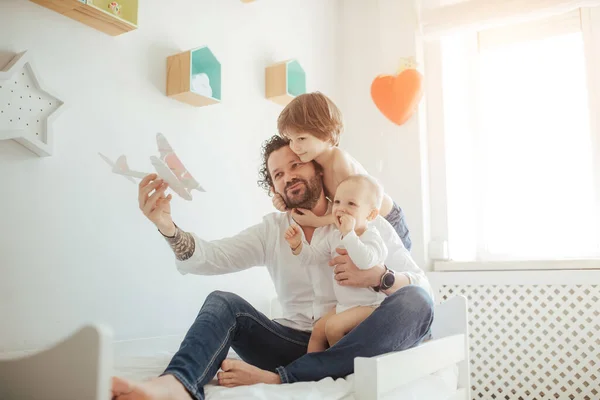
373,266,395,292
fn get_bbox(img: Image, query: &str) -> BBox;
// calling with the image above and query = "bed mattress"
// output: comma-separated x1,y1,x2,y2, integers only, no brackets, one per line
113,350,459,400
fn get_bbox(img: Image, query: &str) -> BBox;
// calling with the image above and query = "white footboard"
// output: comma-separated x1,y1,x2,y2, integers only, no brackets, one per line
354,295,470,400
354,334,465,399
0,324,113,400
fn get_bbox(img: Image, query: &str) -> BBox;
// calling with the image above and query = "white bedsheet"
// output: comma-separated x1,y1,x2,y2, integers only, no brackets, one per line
113,350,459,400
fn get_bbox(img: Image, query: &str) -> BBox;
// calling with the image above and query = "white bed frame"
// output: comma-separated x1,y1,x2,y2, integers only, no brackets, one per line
269,294,470,399
0,324,113,400
354,295,470,400
0,296,469,400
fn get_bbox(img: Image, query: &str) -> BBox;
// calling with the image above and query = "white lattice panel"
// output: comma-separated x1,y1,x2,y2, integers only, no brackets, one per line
439,285,599,400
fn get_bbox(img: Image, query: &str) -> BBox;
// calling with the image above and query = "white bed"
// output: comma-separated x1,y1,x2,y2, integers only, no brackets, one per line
0,295,470,400
111,344,460,400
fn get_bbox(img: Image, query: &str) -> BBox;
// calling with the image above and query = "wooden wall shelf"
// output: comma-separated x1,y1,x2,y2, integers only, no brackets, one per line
265,59,306,106
29,0,138,36
167,47,222,107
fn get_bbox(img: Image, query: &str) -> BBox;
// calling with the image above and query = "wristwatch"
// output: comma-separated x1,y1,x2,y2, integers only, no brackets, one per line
373,265,395,292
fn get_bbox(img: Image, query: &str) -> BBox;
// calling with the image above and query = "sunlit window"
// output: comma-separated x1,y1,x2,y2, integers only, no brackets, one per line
441,16,599,260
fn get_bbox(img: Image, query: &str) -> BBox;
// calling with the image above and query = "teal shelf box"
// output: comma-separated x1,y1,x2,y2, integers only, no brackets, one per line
265,59,306,106
167,46,221,107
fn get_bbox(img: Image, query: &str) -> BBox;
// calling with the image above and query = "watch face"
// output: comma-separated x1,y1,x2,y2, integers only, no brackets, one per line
383,272,395,288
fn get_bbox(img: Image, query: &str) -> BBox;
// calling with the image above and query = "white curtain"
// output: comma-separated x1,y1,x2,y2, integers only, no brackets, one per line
420,0,600,39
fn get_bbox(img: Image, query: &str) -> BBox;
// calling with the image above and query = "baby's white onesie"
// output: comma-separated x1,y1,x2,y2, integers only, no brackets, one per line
297,225,388,313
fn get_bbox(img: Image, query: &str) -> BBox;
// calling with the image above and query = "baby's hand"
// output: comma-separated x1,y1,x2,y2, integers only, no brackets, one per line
339,215,356,236
272,191,288,212
285,224,303,250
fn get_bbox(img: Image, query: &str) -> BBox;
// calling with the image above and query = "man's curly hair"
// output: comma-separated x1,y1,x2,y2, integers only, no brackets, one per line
257,135,290,193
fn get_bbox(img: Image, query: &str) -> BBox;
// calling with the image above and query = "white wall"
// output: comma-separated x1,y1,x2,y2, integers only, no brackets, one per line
0,0,339,352
337,0,431,269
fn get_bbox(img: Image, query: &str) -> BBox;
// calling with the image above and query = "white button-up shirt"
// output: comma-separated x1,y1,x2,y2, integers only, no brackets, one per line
176,212,434,332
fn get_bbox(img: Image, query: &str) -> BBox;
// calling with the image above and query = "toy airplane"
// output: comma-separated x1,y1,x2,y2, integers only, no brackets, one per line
99,133,205,201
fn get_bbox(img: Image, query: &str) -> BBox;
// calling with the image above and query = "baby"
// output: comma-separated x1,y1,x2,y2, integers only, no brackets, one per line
274,91,411,251
285,174,387,352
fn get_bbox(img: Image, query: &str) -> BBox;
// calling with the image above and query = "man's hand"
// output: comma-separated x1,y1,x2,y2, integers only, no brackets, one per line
329,248,383,288
138,174,175,236
339,215,356,236
284,224,303,251
271,190,288,212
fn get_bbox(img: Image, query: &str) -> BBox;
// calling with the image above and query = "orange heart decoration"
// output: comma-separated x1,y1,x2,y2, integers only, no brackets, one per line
371,68,424,126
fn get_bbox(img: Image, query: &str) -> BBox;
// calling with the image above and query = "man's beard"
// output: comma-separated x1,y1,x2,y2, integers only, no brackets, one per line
282,176,323,210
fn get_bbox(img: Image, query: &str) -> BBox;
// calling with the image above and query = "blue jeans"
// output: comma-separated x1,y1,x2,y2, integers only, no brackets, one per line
162,286,434,400
385,201,412,252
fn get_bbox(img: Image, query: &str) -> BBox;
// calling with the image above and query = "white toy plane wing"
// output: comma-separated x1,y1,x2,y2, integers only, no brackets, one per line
150,156,193,201
156,133,206,192
156,132,174,159
99,153,149,183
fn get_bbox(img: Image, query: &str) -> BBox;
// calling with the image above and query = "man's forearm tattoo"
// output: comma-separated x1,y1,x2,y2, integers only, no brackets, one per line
164,227,196,261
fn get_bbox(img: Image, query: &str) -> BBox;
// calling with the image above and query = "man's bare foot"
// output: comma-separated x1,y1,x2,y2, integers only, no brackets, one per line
217,359,281,388
111,375,192,400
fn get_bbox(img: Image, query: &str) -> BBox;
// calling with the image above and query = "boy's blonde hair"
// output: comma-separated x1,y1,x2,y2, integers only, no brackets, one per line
339,174,384,210
277,92,343,146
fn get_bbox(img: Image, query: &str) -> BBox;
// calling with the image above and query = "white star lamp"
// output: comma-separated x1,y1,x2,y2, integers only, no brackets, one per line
0,50,64,156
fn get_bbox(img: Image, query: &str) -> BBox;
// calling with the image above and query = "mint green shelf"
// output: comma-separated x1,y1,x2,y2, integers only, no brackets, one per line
286,60,306,97
190,47,221,101
167,46,221,107
265,59,306,106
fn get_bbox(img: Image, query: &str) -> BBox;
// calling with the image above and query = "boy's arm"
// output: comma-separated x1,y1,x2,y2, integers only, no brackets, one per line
163,220,268,276
291,208,336,228
340,229,388,270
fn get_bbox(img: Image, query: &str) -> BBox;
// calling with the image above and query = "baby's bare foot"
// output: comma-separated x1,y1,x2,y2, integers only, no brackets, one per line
217,359,281,388
111,375,192,400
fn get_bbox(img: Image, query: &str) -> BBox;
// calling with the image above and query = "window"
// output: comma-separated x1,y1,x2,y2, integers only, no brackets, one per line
428,9,600,264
